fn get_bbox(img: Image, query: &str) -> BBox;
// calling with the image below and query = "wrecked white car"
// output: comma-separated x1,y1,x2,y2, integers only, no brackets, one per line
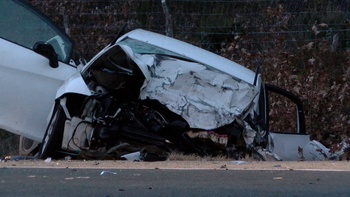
0,0,329,161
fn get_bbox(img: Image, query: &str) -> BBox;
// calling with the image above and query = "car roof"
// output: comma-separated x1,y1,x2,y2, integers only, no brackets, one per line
117,29,257,85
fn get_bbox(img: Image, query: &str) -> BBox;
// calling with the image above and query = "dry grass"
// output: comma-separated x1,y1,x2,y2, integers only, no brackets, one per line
168,151,235,161
0,129,19,158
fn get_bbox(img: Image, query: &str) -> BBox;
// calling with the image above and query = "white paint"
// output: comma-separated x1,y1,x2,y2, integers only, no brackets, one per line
140,57,258,129
117,29,257,85
268,132,330,161
0,39,77,142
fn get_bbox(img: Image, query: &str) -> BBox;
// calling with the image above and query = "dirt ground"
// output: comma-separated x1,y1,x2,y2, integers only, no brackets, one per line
1,132,349,171
1,159,350,171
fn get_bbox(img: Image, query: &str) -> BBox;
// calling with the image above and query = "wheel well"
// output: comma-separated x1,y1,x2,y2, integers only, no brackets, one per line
59,93,87,117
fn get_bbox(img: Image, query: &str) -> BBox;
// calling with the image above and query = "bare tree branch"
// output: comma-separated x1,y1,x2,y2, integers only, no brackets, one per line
161,0,173,37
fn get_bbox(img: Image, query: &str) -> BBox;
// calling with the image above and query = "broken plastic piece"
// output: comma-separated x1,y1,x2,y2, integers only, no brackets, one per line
303,140,330,160
229,161,248,165
121,151,141,161
330,140,349,160
100,171,117,175
253,147,281,161
44,157,52,163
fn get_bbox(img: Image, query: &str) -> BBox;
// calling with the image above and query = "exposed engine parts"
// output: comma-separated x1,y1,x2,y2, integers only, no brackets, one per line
60,91,262,160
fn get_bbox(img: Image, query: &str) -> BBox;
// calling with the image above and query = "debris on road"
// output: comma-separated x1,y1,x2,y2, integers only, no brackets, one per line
229,161,249,165
100,171,117,175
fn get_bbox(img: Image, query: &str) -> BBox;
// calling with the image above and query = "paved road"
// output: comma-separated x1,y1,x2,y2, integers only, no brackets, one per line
1,168,349,197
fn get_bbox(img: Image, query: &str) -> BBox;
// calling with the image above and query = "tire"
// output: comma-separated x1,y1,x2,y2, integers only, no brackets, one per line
39,102,66,159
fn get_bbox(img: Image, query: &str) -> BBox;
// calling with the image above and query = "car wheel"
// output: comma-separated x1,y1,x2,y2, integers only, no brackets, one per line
19,136,39,156
39,102,66,159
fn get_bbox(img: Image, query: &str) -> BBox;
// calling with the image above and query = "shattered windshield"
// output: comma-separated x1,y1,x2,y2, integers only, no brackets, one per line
118,37,185,59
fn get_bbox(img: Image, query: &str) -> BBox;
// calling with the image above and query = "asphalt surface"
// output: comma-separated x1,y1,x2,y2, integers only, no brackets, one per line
1,167,350,197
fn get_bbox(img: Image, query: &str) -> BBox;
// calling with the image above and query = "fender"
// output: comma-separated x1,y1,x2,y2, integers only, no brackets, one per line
55,72,91,99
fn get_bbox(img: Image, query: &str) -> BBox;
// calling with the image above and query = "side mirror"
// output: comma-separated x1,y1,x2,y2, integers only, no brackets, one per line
33,42,59,68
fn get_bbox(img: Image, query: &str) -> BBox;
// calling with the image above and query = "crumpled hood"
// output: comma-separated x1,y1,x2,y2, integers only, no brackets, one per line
140,56,259,130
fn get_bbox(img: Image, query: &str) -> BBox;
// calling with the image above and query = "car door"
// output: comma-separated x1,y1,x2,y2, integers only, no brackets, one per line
0,0,77,142
263,84,314,160
264,84,306,134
